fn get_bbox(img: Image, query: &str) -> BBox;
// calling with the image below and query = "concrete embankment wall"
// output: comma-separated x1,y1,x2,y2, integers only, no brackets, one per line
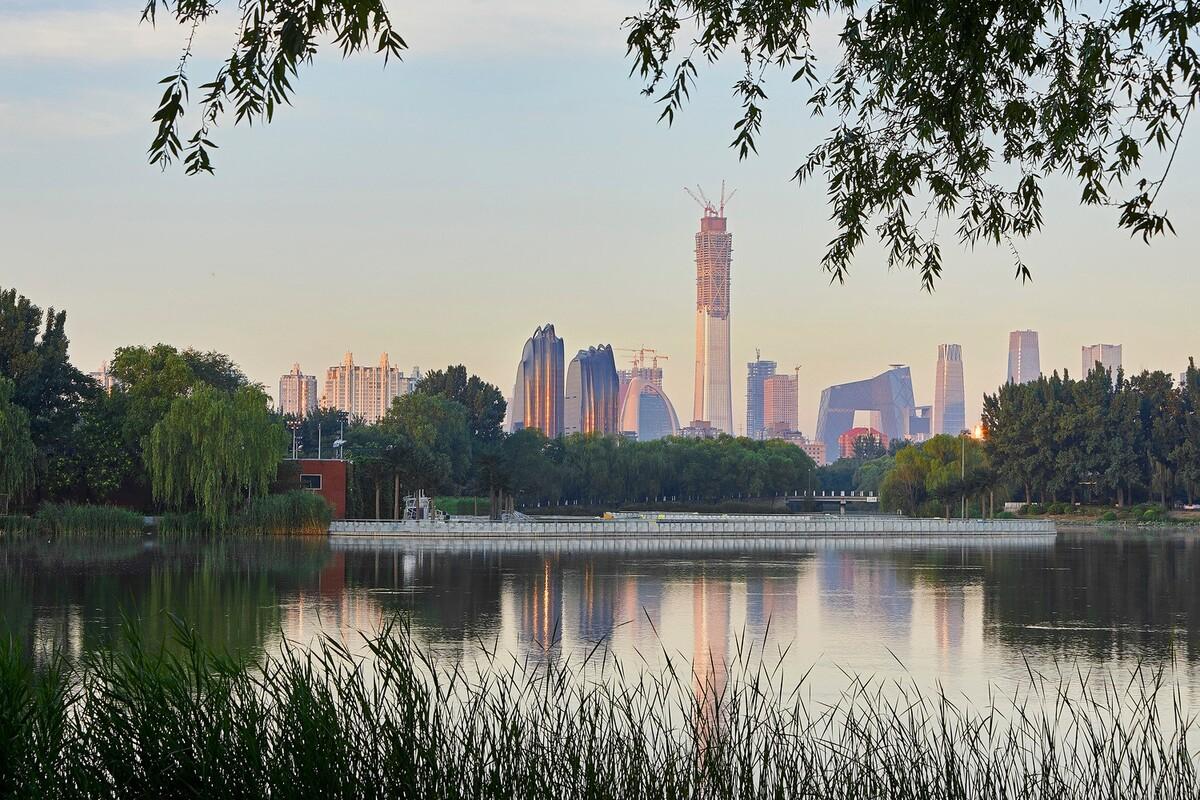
329,517,1055,538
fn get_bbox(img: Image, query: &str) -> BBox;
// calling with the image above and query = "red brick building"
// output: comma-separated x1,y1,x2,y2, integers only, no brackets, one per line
837,427,889,460
296,459,348,520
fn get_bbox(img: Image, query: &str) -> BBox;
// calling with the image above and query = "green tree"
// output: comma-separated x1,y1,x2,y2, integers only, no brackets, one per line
144,385,286,527
0,288,90,490
43,391,137,505
415,365,507,443
380,393,472,492
0,377,36,513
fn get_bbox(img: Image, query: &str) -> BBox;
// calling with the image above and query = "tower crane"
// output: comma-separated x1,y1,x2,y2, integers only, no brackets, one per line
684,181,737,217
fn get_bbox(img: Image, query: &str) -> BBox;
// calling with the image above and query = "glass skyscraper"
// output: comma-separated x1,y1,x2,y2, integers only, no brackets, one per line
692,208,733,434
511,323,565,437
745,354,777,439
1007,330,1040,384
564,345,620,435
933,344,966,435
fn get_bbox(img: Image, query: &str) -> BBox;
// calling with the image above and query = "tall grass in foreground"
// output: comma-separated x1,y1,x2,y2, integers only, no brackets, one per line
231,491,331,535
2,621,1198,799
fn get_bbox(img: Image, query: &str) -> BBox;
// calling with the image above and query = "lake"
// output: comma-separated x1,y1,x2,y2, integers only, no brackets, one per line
4,529,1200,706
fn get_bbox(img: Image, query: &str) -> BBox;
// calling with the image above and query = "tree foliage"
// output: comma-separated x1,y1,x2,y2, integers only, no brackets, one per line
144,385,287,527
982,362,1200,505
415,365,507,443
624,0,1200,288
0,377,37,513
142,0,406,174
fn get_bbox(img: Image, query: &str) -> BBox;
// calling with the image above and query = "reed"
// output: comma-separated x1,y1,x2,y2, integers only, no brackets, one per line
32,503,144,537
0,514,38,537
231,491,332,536
2,618,1197,800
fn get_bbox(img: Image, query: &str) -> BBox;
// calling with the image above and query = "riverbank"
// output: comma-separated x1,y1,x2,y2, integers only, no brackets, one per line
329,514,1055,538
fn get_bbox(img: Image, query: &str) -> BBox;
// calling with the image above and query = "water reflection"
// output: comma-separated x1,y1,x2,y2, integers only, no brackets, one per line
5,531,1200,700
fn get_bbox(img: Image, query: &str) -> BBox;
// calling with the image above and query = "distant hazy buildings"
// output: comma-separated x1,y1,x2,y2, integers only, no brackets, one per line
932,344,966,435
773,432,827,466
511,323,565,437
88,361,118,393
564,345,620,435
1082,343,1122,379
745,354,776,439
762,374,798,436
1007,330,1041,384
838,427,889,459
321,353,416,424
617,348,666,408
691,196,734,434
815,366,916,460
279,363,318,417
618,377,681,441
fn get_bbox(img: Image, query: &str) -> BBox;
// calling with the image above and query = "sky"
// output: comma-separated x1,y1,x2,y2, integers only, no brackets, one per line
2,1,1197,436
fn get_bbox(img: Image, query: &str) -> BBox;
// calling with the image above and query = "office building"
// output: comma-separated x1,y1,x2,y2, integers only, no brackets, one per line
617,349,667,408
565,345,620,435
762,373,798,435
691,192,734,434
745,353,777,439
1007,330,1040,384
772,431,827,466
618,378,680,441
1082,343,1122,380
908,405,932,442
88,361,118,393
838,427,889,459
511,323,565,437
278,363,318,417
320,353,415,424
815,366,916,459
932,344,965,435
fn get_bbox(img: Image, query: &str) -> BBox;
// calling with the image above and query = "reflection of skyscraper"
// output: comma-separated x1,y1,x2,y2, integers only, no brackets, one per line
564,345,620,435
691,193,734,434
1007,330,1040,384
745,354,776,439
517,557,563,658
511,323,565,437
575,562,618,643
933,344,966,435
692,571,730,735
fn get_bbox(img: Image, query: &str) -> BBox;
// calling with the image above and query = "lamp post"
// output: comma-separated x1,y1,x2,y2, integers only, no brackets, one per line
287,419,301,460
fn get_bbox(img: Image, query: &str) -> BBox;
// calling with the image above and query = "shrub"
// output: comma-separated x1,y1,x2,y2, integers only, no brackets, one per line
34,503,144,537
1099,510,1119,522
1142,507,1166,522
994,511,1016,519
231,491,332,536
1046,502,1067,515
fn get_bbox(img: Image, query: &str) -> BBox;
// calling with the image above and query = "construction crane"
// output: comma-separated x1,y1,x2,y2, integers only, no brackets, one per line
617,347,670,371
684,180,737,217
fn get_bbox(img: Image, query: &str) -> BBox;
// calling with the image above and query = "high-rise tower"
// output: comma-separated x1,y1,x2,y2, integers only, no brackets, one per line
1081,343,1122,380
687,184,734,434
932,344,966,435
745,351,776,440
511,323,565,437
565,345,620,435
1007,330,1040,384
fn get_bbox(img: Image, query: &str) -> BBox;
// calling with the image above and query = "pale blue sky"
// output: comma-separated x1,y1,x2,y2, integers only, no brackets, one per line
2,1,1196,434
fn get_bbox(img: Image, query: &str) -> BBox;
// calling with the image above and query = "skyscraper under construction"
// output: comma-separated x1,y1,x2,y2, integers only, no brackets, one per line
688,184,734,435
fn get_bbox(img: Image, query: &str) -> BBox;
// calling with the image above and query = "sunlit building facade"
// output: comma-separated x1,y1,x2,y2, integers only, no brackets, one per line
815,366,916,459
762,374,798,436
1082,343,1122,380
320,352,415,424
932,344,965,436
88,360,118,393
618,377,681,441
279,362,318,418
745,355,776,439
692,209,734,434
511,323,565,437
564,345,620,435
838,426,889,459
1007,330,1040,384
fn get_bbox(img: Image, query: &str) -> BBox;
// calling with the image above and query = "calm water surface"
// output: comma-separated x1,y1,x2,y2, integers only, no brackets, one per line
4,530,1200,704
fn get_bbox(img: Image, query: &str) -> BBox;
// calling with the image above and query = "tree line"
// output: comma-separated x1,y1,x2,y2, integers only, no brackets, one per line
982,364,1200,506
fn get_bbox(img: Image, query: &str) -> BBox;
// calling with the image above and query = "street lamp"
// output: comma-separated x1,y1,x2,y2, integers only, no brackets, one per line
287,419,302,460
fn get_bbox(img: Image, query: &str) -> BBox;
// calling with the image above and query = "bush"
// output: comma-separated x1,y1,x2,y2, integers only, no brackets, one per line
35,503,144,537
435,497,488,516
1141,507,1166,522
1046,502,1067,515
1099,510,1119,522
994,511,1016,519
231,491,332,536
